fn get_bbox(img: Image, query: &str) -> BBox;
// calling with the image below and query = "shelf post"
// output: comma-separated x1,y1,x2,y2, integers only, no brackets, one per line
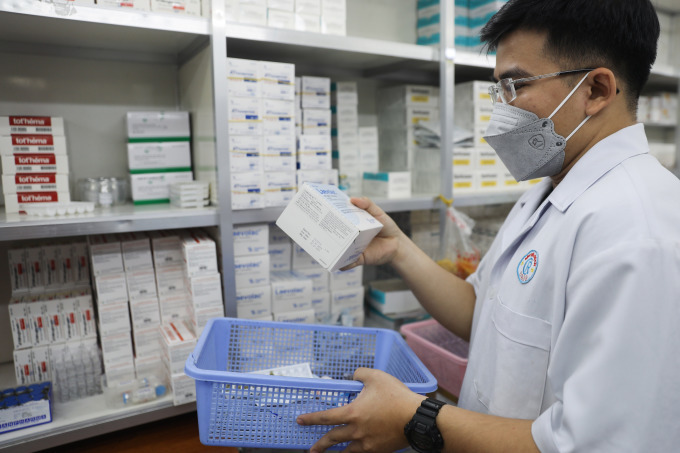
439,0,456,242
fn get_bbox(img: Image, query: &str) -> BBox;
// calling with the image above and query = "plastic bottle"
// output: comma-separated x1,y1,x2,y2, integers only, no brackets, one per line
121,376,167,406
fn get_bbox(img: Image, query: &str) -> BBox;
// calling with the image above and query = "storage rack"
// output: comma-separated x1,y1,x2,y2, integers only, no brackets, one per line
0,0,678,450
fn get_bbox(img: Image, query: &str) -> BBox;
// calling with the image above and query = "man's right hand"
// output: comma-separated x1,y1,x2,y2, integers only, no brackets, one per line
340,196,407,270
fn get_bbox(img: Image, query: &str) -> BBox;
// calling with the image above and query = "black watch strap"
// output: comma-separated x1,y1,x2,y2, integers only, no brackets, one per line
404,397,445,453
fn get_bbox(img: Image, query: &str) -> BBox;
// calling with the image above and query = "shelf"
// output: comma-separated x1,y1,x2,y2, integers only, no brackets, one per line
0,0,209,62
224,23,439,76
644,121,677,128
0,204,218,241
0,363,196,452
453,190,524,207
649,63,680,89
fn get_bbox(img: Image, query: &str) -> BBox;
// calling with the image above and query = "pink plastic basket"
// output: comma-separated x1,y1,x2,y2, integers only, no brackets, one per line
400,319,469,397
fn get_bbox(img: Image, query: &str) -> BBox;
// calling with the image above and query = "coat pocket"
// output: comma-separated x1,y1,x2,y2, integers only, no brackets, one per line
473,296,551,419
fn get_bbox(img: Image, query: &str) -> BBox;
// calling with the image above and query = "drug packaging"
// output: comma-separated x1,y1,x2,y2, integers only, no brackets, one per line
0,116,65,135
233,223,269,256
276,183,383,271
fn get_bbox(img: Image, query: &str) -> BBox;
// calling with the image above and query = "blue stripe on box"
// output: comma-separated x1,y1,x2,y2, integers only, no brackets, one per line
363,172,389,182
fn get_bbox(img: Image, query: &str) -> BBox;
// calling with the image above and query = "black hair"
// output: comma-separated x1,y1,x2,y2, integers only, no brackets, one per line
480,0,660,113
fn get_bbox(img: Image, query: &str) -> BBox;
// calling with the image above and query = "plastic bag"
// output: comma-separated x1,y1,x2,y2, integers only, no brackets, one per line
436,206,481,279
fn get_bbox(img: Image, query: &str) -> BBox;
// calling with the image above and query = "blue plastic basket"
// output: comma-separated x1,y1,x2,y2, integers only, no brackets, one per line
185,318,437,449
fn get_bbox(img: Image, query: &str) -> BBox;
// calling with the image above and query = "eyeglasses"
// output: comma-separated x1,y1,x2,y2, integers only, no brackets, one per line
488,69,595,104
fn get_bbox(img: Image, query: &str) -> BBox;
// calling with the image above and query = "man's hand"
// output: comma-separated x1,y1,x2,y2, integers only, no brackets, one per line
296,368,425,453
341,197,408,271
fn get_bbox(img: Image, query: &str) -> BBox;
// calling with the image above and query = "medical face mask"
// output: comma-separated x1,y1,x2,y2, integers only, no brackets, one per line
483,72,591,181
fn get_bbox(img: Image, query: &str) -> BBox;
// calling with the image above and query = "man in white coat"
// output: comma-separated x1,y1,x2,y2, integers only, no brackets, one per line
298,0,680,451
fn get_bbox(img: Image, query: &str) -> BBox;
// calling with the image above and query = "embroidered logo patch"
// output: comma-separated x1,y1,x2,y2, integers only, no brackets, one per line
517,250,538,284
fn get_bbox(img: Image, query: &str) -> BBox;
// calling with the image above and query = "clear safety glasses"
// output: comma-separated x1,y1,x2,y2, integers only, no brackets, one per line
488,68,594,104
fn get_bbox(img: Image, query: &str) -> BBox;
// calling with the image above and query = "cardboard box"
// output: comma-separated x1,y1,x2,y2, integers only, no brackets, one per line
88,235,124,277
269,241,292,271
367,279,422,314
302,108,331,136
181,231,219,277
0,116,65,136
262,99,296,136
126,269,158,301
94,273,128,306
98,302,131,337
263,135,296,171
270,271,313,312
188,304,224,337
236,285,272,318
234,254,270,288
362,172,412,199
129,297,161,330
134,355,164,379
13,348,35,385
167,372,196,405
294,266,330,293
238,3,267,25
268,8,296,29
129,171,194,204
126,112,190,139
264,171,297,207
233,224,269,257
101,331,135,370
119,232,154,272
260,61,296,101
149,230,183,269
296,169,338,187
155,265,187,296
187,273,224,309
2,174,69,193
228,96,262,136
301,76,331,109
132,325,163,358
4,191,70,214
159,293,192,324
73,291,97,339
331,81,358,106
331,286,364,312
25,247,46,292
1,153,68,174
8,302,32,350
231,171,264,210
295,12,320,32
226,58,261,99
330,265,363,291
229,135,263,173
160,321,196,376
127,141,191,172
297,134,332,170
276,183,382,271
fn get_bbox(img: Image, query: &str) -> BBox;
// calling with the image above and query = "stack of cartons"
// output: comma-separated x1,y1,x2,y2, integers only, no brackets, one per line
267,0,295,29
358,126,379,177
0,116,70,214
159,320,197,405
234,224,272,319
329,266,364,326
331,81,361,195
126,112,193,205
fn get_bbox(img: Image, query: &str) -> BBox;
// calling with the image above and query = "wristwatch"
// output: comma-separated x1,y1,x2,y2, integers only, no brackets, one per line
404,397,445,453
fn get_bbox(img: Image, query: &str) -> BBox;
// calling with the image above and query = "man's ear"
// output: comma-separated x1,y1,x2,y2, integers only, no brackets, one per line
585,68,618,117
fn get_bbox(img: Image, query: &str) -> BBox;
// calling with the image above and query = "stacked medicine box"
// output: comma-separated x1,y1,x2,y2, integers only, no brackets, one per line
0,116,71,214
297,75,338,189
96,0,205,15
225,0,347,34
234,224,273,319
227,58,297,210
331,81,362,195
8,240,102,402
126,112,194,205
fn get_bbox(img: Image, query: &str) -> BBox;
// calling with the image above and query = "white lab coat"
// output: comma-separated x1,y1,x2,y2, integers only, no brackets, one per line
458,124,680,452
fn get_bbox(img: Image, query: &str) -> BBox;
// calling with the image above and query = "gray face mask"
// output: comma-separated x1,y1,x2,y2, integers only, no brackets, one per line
483,72,591,181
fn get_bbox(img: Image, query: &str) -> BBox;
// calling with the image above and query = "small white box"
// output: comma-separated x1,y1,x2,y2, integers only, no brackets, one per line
182,231,219,277
159,293,192,324
264,171,297,207
25,247,45,292
277,183,383,271
130,172,193,204
301,76,330,109
231,171,264,210
268,8,296,29
330,265,363,291
25,299,49,346
129,297,161,330
296,169,339,187
321,0,345,13
127,141,191,172
31,346,51,383
126,268,160,302
168,372,196,405
269,241,292,271
13,348,35,385
149,230,183,269
273,308,315,323
292,243,321,269
187,273,224,309
228,97,262,136
8,302,32,350
0,116,65,136
227,58,262,98
302,108,331,136
1,153,69,174
88,235,124,277
119,232,153,272
94,273,128,306
2,174,69,193
311,291,330,320
271,271,313,312
7,249,28,295
155,265,187,296
126,112,190,139
4,191,70,214
229,135,263,173
235,254,271,288
331,81,358,105
476,169,501,190
269,0,294,10
236,285,272,318
189,304,224,338
452,170,476,193
135,355,164,378
132,325,163,357
295,13,320,32
263,135,296,171
98,302,131,337
0,135,68,156
73,291,97,339
97,0,151,10
331,286,364,312
367,279,421,314
239,3,267,25
294,266,329,293
101,331,135,369
362,172,412,199
260,61,296,101
269,223,290,244
321,14,346,35
453,147,475,168
233,224,269,256
298,135,332,170
262,99,296,135
295,0,320,14
160,321,196,375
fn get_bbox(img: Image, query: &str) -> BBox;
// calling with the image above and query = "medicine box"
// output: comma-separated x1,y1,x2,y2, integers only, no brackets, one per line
276,183,383,271
330,265,363,291
98,302,131,337
297,135,332,170
159,293,192,324
2,174,69,194
73,292,97,339
134,355,164,379
132,325,163,358
233,224,269,257
228,97,262,136
231,171,264,210
377,85,440,109
295,13,321,32
31,346,51,383
294,267,330,293
0,116,65,136
226,61,261,96
273,308,316,323
262,99,296,135
296,169,339,187
234,254,271,288
129,297,161,330
150,0,202,16
187,273,224,309
453,170,476,193
236,285,272,319
269,241,292,271
260,61,295,100
0,135,68,156
311,291,330,320
149,230,183,269
127,141,191,172
126,269,158,301
88,235,124,277
25,247,45,292
13,348,35,385
331,81,358,106
268,9,296,30
168,373,196,405
97,0,151,10
101,331,135,369
302,109,331,136
129,171,194,204
264,171,297,207
188,304,224,338
331,286,364,311
321,11,346,35
160,321,196,376
182,231,219,277
8,302,32,350
368,279,422,314
263,135,296,171
120,232,154,272
1,153,69,174
270,271,313,312
301,76,331,109
292,243,320,269
229,135,263,173
362,172,412,199
239,3,267,26
155,265,187,296
126,112,190,139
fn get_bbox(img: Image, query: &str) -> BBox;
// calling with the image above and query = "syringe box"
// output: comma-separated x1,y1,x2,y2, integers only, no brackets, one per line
276,183,383,271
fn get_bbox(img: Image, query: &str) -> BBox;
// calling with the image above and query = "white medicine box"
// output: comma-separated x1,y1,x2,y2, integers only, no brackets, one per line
276,183,383,271
362,172,412,199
